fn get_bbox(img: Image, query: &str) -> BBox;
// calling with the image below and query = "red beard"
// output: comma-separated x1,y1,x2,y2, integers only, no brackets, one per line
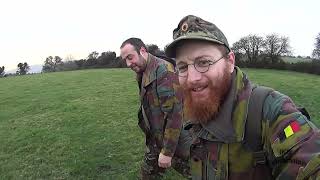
183,66,232,124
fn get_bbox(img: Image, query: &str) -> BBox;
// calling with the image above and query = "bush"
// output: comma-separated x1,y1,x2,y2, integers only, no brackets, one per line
236,56,320,75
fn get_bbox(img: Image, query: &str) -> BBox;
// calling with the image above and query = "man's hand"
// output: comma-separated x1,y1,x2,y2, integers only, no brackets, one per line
158,153,172,168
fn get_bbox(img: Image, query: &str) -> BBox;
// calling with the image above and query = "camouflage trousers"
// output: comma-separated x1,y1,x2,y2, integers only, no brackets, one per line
140,129,192,180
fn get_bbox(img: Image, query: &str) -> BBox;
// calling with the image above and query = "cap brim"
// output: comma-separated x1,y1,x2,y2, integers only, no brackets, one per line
165,35,226,58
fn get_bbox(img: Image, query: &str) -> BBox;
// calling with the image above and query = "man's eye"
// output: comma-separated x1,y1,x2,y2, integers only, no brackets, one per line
178,65,188,72
196,60,210,67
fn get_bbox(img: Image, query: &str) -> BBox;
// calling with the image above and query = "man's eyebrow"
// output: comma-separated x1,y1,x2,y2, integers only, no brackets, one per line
122,54,130,60
177,55,213,65
176,61,187,66
194,55,212,61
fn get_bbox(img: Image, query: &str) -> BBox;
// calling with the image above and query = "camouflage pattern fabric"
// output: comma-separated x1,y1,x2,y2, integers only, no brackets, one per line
186,67,320,179
141,139,191,180
138,54,191,179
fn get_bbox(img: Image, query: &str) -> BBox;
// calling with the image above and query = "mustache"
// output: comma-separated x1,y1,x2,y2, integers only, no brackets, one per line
183,82,209,90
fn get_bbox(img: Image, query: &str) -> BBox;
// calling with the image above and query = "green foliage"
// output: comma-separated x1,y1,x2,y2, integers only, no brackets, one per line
281,56,312,63
16,62,30,75
236,56,320,75
146,44,166,57
43,56,64,72
0,68,319,179
43,51,127,73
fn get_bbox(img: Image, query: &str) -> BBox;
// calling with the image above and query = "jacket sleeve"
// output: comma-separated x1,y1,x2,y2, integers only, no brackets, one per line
263,91,320,179
156,64,183,157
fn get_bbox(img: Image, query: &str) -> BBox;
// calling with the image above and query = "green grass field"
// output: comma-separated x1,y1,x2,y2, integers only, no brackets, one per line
0,68,319,179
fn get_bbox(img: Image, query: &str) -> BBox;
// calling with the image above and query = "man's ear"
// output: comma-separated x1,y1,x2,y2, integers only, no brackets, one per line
139,47,147,55
227,51,235,73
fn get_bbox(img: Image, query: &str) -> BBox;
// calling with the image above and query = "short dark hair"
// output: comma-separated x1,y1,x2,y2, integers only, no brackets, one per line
120,38,148,54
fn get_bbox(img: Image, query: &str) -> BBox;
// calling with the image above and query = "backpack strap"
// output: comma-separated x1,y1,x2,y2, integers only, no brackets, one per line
245,86,273,166
297,107,311,120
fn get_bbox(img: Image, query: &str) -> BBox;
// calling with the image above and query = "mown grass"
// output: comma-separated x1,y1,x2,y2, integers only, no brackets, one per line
0,68,319,179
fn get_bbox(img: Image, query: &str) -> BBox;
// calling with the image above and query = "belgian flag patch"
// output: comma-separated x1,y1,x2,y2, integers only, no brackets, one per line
279,121,301,141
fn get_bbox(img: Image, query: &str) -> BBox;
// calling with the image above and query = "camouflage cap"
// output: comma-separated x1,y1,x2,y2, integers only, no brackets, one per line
165,15,230,58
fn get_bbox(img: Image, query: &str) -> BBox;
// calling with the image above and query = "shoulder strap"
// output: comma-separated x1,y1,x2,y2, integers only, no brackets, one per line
297,107,311,120
246,86,273,165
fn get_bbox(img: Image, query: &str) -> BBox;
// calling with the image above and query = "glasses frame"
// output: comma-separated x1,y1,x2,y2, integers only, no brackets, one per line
176,53,228,77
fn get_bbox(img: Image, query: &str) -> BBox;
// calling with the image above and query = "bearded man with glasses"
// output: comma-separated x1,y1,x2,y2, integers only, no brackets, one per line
165,15,320,180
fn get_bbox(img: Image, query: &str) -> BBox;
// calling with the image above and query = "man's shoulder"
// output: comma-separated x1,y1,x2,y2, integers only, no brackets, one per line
262,90,291,116
262,89,314,124
155,59,175,78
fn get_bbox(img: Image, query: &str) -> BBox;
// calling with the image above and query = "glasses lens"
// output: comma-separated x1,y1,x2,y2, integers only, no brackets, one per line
176,64,187,77
195,59,210,73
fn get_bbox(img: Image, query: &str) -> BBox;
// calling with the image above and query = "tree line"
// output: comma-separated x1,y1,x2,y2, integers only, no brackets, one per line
1,33,320,78
232,33,320,74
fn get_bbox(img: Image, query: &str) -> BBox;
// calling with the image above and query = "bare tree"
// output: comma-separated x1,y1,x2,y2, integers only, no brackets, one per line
263,33,291,63
64,54,75,62
232,34,264,63
312,33,320,60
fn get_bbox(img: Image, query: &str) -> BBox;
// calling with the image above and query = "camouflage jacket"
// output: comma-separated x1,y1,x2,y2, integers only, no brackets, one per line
138,53,183,157
186,67,320,180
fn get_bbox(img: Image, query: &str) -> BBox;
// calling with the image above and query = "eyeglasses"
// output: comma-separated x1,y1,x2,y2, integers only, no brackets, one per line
176,54,227,77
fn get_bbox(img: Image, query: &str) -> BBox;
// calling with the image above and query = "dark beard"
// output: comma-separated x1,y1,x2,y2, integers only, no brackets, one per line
183,66,232,125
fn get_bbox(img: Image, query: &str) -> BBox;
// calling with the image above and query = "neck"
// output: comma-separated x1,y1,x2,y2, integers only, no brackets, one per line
140,53,149,72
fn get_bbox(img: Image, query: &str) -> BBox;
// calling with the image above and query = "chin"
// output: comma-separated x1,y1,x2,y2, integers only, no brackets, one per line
191,90,210,100
192,96,207,104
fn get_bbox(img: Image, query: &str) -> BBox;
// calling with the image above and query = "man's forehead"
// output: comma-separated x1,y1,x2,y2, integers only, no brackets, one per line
120,44,135,56
176,43,223,60
176,55,212,64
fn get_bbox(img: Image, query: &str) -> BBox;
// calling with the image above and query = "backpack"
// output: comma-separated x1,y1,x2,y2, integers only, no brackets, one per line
244,86,311,166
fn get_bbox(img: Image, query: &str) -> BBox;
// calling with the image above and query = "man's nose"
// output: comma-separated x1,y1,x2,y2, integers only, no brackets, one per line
187,65,202,83
126,60,132,67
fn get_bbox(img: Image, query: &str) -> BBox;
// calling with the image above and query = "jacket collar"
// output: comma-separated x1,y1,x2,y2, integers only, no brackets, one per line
141,53,158,88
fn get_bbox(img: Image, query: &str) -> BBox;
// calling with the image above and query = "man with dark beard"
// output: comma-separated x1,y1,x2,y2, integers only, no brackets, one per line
165,15,320,179
120,38,191,179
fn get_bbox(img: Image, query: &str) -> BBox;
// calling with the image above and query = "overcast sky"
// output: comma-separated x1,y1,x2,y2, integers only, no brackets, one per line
1,0,319,71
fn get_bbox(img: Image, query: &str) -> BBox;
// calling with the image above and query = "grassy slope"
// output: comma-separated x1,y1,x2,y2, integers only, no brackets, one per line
0,68,319,179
